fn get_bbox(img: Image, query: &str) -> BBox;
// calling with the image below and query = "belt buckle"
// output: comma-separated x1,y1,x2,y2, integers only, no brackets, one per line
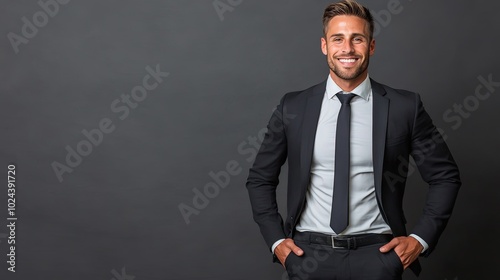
331,236,343,249
331,236,357,249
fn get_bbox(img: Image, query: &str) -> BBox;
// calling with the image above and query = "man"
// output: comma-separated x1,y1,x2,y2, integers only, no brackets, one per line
246,1,461,279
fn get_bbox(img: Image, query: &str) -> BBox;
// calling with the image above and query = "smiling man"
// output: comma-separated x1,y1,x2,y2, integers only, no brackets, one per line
246,1,461,279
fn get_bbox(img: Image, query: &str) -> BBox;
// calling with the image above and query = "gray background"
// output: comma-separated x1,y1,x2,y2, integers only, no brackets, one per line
1,0,499,279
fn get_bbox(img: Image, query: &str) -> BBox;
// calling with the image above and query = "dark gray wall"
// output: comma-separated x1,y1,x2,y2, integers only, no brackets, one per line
1,0,499,279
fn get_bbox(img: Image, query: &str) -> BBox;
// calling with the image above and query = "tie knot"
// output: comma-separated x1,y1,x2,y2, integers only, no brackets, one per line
337,93,356,104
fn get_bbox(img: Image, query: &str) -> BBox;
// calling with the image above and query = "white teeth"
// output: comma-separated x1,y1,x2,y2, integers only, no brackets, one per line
339,59,356,63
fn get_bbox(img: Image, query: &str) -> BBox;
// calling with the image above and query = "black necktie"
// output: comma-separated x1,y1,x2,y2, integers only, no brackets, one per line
330,93,355,234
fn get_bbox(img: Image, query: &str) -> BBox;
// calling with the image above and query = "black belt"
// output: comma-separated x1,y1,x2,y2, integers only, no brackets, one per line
294,232,393,250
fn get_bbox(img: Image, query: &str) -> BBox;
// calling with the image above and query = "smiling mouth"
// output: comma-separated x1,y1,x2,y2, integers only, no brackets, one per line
338,58,358,63
337,58,359,67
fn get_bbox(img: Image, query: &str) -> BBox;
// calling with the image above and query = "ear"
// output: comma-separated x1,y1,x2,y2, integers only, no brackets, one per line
369,39,375,56
321,37,328,55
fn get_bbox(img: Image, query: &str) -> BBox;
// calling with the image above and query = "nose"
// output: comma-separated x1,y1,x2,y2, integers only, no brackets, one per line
341,40,354,54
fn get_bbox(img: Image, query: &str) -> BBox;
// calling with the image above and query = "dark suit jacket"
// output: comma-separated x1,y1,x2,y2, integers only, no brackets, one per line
246,78,461,275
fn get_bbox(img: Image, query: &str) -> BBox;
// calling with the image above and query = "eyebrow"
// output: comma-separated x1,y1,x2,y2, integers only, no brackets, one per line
329,33,368,39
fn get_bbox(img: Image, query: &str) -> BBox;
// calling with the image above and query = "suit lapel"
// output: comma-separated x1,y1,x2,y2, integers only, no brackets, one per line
371,79,389,216
299,81,326,189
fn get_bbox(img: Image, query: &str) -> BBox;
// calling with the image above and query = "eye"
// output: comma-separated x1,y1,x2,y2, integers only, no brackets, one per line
353,37,364,44
332,37,343,44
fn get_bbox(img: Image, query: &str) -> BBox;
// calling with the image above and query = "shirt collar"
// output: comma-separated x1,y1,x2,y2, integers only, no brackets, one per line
326,74,371,101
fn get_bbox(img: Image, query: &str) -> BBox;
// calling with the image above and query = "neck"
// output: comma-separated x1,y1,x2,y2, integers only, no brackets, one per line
330,71,368,92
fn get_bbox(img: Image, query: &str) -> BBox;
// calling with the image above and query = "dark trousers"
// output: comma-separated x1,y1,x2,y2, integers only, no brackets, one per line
284,235,404,280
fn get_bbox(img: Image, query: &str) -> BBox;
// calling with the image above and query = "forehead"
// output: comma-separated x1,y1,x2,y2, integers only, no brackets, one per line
325,15,370,36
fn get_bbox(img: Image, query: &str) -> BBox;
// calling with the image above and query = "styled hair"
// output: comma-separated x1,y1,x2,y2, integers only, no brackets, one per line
323,0,374,39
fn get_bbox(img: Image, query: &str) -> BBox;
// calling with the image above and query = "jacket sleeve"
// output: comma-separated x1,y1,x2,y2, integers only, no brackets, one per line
246,95,289,250
409,93,462,256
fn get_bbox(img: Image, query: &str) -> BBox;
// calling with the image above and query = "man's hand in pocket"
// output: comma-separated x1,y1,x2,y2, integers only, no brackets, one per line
275,238,304,267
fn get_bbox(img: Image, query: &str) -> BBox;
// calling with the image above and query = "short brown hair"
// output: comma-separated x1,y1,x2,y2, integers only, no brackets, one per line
323,0,374,39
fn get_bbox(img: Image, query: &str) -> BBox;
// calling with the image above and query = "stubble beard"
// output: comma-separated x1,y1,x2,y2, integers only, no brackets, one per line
328,56,370,81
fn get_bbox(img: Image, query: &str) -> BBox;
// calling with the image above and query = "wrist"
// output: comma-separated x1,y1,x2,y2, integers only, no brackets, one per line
271,238,286,254
409,234,428,253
